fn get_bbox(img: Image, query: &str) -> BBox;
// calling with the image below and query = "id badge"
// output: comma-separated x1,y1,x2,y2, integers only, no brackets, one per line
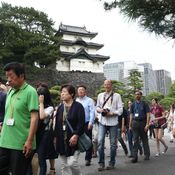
6,118,15,126
135,113,139,118
63,125,66,131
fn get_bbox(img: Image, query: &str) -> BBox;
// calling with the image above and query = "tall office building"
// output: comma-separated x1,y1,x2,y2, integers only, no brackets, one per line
103,61,141,81
103,62,124,82
138,63,157,95
104,61,171,95
103,60,145,92
155,69,172,95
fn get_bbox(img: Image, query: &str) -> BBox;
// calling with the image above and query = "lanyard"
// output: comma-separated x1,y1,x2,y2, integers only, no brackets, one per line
9,89,21,118
134,101,140,113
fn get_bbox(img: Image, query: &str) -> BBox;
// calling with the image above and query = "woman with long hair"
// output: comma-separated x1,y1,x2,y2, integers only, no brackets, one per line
150,98,168,156
37,84,55,175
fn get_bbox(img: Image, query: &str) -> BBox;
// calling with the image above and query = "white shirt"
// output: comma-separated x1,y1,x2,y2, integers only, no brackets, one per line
44,106,54,130
96,92,123,126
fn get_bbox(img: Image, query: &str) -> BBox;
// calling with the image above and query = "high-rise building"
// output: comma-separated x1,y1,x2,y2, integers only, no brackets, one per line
155,70,172,95
104,61,171,95
103,62,124,82
138,63,157,95
103,61,142,81
104,61,147,93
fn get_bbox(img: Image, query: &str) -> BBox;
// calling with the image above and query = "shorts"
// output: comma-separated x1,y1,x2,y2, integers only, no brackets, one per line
154,124,161,129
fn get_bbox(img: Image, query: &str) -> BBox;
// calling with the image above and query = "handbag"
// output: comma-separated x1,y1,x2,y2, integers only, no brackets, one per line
65,118,92,153
161,118,167,129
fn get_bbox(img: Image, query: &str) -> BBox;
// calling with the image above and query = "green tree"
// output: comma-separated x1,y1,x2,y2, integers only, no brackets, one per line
168,81,175,98
145,92,164,105
160,97,175,110
127,69,143,100
50,85,61,106
0,3,60,67
102,0,175,39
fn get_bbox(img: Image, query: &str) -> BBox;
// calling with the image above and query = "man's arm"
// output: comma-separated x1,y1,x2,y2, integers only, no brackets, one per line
144,112,150,132
96,94,103,113
129,113,133,130
89,99,95,124
144,103,150,132
111,94,123,116
23,111,38,157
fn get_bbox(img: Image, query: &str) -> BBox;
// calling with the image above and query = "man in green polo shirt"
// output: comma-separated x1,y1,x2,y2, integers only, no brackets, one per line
0,62,39,175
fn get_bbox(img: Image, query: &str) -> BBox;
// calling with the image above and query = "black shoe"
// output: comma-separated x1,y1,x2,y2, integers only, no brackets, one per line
131,157,138,163
139,149,143,156
128,155,133,158
144,156,150,160
85,160,91,166
98,163,105,171
124,149,128,156
106,164,115,170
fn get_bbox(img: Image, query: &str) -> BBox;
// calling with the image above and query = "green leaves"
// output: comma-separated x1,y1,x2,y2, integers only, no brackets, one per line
0,2,60,67
102,0,175,39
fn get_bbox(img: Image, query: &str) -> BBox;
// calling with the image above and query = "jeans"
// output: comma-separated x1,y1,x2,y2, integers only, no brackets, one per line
84,123,93,161
37,131,49,175
98,123,118,166
127,129,133,156
117,128,128,155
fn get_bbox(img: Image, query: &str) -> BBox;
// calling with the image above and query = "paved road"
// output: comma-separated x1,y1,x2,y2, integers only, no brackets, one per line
52,130,175,175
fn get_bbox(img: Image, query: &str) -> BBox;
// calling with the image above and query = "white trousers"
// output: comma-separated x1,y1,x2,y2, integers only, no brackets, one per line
60,151,82,175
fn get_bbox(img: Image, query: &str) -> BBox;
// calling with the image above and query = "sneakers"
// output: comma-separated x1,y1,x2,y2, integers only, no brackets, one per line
47,169,56,175
162,146,168,154
155,153,160,157
98,163,105,171
106,164,115,170
85,160,91,166
92,153,97,158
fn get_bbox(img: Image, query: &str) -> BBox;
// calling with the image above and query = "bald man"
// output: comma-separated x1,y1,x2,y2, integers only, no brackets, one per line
96,80,123,171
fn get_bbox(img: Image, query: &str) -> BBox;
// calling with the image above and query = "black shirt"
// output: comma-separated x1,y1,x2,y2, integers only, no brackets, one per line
0,91,6,123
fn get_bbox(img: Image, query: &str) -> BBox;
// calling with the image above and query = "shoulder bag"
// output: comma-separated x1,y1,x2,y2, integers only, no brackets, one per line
65,117,92,153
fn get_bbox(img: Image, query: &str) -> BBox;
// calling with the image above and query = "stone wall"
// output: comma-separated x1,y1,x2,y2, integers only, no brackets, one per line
26,67,105,97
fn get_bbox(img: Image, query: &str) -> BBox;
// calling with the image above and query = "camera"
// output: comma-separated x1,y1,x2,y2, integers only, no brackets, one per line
101,108,110,116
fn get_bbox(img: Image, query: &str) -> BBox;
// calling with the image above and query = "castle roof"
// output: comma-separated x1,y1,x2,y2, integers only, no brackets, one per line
61,38,104,50
60,48,109,62
57,23,98,38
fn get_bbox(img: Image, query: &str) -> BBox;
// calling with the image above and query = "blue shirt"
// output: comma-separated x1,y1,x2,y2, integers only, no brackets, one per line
76,96,95,124
131,100,150,120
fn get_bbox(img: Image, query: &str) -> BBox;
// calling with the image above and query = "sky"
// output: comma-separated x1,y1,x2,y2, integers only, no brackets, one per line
1,0,175,79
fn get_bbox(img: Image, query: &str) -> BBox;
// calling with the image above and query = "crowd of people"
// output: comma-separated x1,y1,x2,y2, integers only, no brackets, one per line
0,62,174,175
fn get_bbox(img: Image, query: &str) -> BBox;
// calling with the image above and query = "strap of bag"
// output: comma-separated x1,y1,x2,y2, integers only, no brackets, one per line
65,118,74,133
102,92,113,108
63,104,74,133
